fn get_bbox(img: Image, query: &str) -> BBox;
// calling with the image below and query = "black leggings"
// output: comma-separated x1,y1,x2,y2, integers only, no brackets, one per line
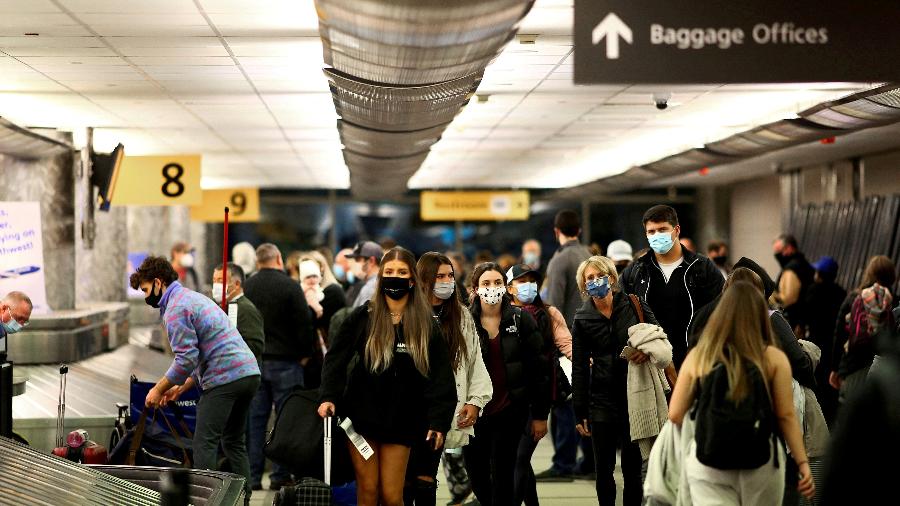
464,404,529,506
403,436,443,506
591,420,643,506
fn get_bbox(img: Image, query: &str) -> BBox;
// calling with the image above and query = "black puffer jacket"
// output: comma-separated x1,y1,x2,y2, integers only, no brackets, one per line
572,292,658,423
470,300,551,421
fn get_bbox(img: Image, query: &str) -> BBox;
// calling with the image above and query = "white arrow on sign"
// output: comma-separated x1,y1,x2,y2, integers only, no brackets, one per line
591,12,632,59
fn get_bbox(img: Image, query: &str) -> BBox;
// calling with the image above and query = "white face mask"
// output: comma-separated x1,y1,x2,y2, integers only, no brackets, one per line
180,253,195,268
212,282,225,301
477,286,506,305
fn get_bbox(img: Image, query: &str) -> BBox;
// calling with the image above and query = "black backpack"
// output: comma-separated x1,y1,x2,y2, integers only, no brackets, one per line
691,361,779,470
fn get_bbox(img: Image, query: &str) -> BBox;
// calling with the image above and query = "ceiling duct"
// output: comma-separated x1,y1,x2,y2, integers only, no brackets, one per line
343,149,430,175
553,83,900,197
643,149,735,175
0,118,73,160
801,83,900,129
314,0,532,198
322,26,513,72
314,0,533,48
338,120,447,158
322,37,503,86
326,69,480,131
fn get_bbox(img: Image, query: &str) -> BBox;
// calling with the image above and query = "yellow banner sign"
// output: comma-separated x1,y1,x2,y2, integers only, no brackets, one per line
114,155,202,206
420,191,530,221
190,188,260,223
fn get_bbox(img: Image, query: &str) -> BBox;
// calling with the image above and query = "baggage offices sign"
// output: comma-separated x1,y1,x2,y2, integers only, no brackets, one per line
113,155,202,206
574,0,900,83
189,188,260,223
420,191,530,221
0,202,49,314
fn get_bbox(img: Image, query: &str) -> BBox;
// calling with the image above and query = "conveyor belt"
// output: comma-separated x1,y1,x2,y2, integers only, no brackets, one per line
13,329,172,420
0,436,160,506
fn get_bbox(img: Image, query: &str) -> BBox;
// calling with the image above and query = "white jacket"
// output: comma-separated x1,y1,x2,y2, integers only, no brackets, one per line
645,418,694,506
627,323,672,460
445,308,494,449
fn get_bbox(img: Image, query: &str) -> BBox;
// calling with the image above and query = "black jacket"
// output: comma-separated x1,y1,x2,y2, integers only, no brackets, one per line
319,304,457,444
470,300,552,421
243,268,315,361
688,295,816,389
572,292,658,422
777,253,815,329
620,247,724,367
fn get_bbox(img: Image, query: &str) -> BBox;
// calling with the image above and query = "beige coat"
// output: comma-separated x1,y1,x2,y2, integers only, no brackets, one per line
627,323,672,460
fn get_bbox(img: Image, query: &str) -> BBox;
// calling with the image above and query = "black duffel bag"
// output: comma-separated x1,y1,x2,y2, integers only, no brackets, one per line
265,389,355,485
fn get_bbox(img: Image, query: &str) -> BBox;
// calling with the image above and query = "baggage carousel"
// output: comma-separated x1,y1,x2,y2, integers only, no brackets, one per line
0,437,246,505
11,327,173,451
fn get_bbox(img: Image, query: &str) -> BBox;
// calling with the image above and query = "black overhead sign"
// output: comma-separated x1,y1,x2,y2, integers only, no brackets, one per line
574,0,900,84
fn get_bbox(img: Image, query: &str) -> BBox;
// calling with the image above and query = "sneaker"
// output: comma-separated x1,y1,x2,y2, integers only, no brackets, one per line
533,468,574,482
269,478,296,490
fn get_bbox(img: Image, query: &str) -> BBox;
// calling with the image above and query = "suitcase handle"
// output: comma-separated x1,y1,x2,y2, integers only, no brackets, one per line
324,416,333,485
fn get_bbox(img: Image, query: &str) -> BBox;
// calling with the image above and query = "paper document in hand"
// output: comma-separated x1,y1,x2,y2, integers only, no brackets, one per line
339,418,374,460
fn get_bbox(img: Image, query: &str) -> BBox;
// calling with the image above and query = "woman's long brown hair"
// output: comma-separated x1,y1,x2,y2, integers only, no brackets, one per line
366,247,432,376
417,252,467,371
694,281,776,402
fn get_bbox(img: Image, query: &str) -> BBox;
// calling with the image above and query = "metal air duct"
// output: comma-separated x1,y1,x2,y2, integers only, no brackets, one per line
0,118,73,160
338,120,447,158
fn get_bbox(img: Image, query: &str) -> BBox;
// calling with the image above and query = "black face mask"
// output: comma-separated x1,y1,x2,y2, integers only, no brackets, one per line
145,281,163,308
774,252,790,267
381,276,413,300
712,255,728,266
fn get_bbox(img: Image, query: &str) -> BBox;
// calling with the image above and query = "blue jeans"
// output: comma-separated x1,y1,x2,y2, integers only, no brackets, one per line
550,401,578,474
247,359,304,485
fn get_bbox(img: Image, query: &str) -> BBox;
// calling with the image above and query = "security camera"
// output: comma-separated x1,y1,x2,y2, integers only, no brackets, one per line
653,92,672,110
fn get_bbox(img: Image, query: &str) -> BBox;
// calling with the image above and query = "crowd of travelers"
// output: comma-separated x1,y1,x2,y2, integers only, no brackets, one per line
116,203,899,505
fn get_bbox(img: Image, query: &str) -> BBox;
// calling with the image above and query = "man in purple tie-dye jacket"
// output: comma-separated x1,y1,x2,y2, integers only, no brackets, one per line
130,256,260,501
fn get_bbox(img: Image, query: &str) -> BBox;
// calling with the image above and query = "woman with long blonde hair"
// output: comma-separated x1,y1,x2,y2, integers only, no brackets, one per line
668,281,815,504
318,247,457,506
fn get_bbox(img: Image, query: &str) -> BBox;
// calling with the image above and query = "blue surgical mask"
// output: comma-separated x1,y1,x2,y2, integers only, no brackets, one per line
523,252,540,267
648,232,675,255
2,307,22,334
586,277,610,299
515,282,538,304
433,281,456,300
333,264,346,281
346,269,356,284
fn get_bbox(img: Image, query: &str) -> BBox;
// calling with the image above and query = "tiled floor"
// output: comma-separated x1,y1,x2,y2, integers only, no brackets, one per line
249,436,612,505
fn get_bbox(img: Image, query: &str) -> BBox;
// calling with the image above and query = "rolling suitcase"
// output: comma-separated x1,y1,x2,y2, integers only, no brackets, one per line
272,416,335,506
51,365,108,464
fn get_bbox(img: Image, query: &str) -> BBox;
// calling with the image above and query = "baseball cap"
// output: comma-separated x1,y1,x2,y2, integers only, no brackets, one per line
607,240,633,262
347,241,383,261
506,264,542,284
812,256,839,276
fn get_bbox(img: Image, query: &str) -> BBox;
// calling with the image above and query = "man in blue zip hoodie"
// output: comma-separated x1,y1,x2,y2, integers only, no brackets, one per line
620,205,723,369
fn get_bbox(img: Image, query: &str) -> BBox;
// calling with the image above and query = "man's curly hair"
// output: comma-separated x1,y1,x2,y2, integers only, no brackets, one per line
129,255,179,289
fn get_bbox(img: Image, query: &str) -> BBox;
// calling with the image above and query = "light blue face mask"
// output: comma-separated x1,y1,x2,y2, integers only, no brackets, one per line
333,263,345,280
523,252,540,267
586,277,610,299
648,232,675,255
2,307,22,334
515,282,538,304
